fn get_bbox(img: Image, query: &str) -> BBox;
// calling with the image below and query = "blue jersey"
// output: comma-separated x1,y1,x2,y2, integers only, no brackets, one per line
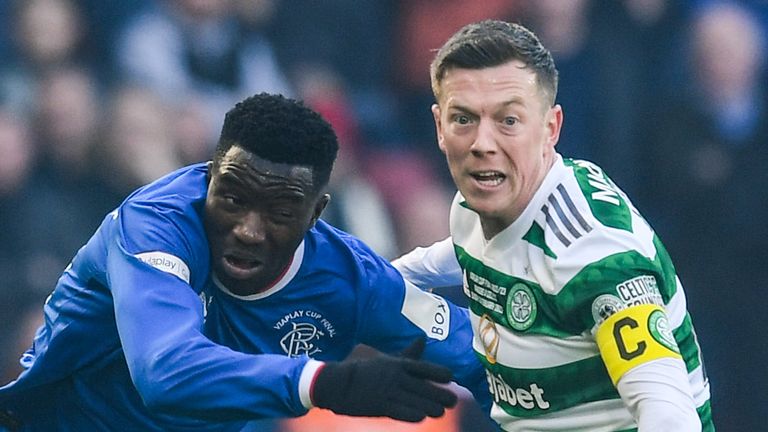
0,164,488,431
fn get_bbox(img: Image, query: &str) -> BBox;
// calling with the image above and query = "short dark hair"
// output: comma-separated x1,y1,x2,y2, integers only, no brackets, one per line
430,20,559,107
214,93,339,190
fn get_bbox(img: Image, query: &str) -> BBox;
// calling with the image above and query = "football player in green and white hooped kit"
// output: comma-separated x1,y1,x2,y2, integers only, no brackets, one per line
394,19,713,432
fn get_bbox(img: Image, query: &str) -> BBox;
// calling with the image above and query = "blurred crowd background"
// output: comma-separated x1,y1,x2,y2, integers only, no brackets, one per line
0,0,766,430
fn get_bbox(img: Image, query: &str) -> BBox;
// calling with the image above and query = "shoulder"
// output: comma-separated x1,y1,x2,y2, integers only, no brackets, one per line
119,164,207,221
114,164,209,263
532,159,656,263
559,158,636,232
308,220,403,290
525,160,665,297
448,191,482,243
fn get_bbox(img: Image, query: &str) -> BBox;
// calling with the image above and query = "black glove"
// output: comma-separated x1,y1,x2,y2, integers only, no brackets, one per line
311,338,458,422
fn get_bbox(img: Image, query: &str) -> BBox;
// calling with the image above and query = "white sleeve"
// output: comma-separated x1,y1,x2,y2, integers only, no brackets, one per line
391,237,462,291
616,357,701,431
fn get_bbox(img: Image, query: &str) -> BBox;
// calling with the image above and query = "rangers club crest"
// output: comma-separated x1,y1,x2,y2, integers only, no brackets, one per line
273,309,337,358
280,322,324,357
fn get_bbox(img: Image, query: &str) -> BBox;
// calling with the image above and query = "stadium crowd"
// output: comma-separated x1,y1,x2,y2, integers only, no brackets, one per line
0,0,766,430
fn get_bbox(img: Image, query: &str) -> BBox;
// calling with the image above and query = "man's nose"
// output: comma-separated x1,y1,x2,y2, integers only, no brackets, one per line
470,119,498,155
233,211,266,244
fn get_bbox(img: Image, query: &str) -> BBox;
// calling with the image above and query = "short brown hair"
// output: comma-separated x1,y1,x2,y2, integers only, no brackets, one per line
430,20,559,107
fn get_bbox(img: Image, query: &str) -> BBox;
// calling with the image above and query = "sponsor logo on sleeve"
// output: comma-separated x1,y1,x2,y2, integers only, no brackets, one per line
615,275,663,307
592,276,664,326
401,281,450,340
135,251,190,283
591,294,626,325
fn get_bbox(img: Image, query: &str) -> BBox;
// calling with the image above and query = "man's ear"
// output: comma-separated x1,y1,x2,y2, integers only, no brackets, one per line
432,104,446,154
545,104,563,148
310,193,330,227
206,160,214,185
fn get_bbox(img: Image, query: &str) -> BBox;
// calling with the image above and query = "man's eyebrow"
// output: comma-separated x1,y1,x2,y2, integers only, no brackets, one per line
448,97,526,111
216,172,246,186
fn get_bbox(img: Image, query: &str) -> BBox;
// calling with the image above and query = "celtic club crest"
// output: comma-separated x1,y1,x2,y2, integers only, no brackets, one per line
506,283,537,331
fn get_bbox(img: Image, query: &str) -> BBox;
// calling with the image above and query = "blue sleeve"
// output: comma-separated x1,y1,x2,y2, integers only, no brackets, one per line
108,205,311,420
354,248,492,414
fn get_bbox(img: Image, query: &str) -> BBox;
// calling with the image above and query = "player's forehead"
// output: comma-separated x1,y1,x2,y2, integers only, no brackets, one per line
438,61,542,108
212,146,315,192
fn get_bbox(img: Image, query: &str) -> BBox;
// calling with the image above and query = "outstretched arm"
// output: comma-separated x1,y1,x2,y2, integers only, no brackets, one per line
596,304,701,430
109,240,313,420
392,237,462,291
359,248,492,416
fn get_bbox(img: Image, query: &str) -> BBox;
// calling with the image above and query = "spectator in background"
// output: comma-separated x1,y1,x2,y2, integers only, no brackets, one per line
0,0,94,116
643,3,768,429
520,0,596,162
0,109,39,383
95,85,183,198
0,0,101,384
266,0,461,256
522,0,684,197
21,66,117,298
393,0,521,173
269,0,397,148
591,0,685,198
74,0,151,82
115,0,292,148
295,67,400,259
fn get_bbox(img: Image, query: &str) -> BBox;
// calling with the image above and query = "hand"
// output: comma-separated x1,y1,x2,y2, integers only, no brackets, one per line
310,338,458,422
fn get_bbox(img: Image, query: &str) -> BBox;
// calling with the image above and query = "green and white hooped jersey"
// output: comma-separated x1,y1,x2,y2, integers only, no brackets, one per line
451,156,712,432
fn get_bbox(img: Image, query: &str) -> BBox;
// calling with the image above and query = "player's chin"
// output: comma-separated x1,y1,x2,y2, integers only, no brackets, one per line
464,192,506,213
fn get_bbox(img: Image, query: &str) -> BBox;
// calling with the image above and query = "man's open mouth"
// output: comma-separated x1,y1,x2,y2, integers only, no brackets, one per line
471,171,506,186
222,254,262,278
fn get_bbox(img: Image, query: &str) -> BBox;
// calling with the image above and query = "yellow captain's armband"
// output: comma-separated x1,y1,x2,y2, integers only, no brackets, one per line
596,304,681,385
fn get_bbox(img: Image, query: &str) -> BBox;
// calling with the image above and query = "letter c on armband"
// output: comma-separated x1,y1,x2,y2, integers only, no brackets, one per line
596,304,682,384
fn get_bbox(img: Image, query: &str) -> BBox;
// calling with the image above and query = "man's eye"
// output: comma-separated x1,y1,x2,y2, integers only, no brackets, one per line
223,195,243,206
453,114,472,125
274,210,295,219
503,117,518,126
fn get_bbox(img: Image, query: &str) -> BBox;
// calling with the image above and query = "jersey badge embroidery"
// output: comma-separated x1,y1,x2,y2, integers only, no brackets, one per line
506,283,537,331
273,309,337,357
280,322,324,357
591,294,625,325
648,309,679,354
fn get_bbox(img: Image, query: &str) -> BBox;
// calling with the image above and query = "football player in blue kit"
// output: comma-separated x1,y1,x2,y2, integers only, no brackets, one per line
0,93,489,431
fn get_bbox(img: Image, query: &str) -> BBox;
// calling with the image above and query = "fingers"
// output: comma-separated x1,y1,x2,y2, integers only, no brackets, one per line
384,404,429,423
400,337,426,359
402,359,454,383
399,372,458,409
386,391,449,422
